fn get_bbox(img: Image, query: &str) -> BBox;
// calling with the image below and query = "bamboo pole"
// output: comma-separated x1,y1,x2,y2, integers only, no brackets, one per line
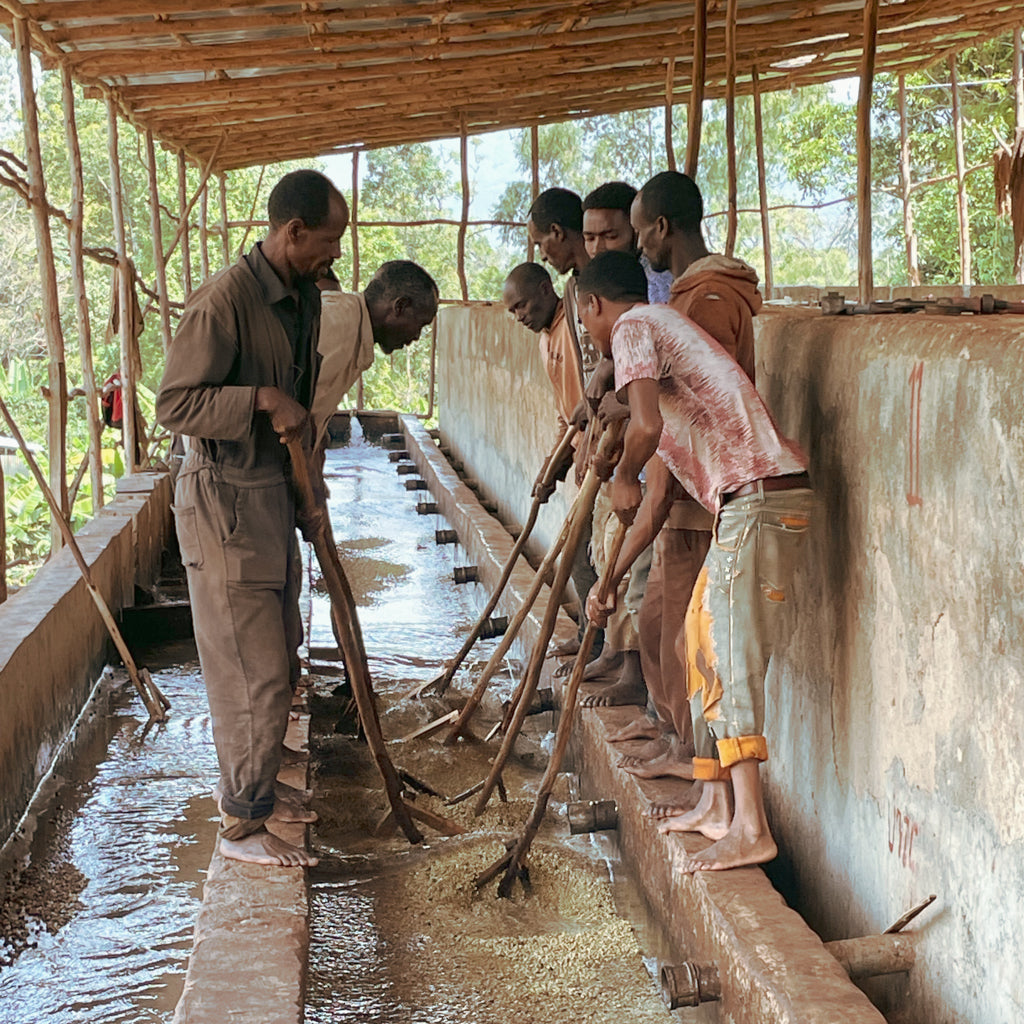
724,0,738,257
664,57,676,172
857,0,879,303
165,138,225,274
897,75,920,287
15,17,68,551
457,115,470,301
199,182,210,281
528,124,539,262
146,131,173,355
351,150,360,291
1015,28,1024,285
751,66,774,300
0,395,168,722
219,172,231,267
685,0,707,178
950,55,971,289
61,66,104,513
106,96,138,474
177,150,193,296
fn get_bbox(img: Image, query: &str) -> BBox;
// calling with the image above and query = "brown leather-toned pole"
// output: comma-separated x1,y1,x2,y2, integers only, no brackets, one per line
287,437,424,844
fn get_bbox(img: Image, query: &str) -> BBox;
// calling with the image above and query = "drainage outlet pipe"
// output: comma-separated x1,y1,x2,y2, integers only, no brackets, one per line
404,478,428,491
435,529,459,545
478,615,509,640
383,433,405,448
453,566,479,584
396,463,418,475
824,934,917,980
661,962,721,1008
416,501,439,515
567,799,618,834
388,450,410,462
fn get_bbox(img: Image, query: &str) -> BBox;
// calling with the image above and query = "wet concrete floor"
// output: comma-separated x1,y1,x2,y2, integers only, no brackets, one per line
0,429,687,1023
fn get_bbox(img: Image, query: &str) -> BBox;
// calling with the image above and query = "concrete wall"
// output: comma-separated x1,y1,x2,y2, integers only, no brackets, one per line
437,301,1024,1024
0,473,172,851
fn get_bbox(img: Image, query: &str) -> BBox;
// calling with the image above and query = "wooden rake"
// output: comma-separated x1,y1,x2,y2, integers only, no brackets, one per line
287,438,461,845
475,516,629,897
0,395,169,724
409,423,577,700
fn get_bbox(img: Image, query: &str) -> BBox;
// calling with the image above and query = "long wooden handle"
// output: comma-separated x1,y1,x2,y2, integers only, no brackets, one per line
288,438,423,844
0,394,166,723
471,420,625,814
424,423,577,698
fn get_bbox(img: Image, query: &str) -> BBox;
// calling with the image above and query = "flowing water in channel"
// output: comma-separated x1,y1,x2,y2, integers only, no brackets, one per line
0,428,687,1023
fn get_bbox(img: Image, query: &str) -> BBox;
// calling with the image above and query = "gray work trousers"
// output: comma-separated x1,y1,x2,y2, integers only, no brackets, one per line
173,452,303,837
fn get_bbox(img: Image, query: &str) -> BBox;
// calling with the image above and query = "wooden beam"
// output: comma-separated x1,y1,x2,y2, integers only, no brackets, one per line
15,16,68,548
146,130,172,354
751,65,773,300
351,151,360,292
106,94,137,474
897,75,920,287
685,0,707,178
176,150,192,296
950,55,971,289
457,115,469,302
234,163,265,258
163,136,224,270
528,123,539,262
724,0,738,256
664,56,676,172
62,65,103,513
856,0,879,304
1015,27,1024,133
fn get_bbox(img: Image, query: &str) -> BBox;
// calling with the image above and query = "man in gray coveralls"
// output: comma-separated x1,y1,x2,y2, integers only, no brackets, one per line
157,169,347,867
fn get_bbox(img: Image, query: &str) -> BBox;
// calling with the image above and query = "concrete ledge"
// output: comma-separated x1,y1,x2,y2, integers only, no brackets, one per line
578,706,885,1024
400,414,577,660
0,471,172,851
172,714,311,1024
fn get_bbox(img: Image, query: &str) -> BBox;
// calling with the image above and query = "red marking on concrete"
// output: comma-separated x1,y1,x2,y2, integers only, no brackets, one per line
888,804,919,871
906,361,924,507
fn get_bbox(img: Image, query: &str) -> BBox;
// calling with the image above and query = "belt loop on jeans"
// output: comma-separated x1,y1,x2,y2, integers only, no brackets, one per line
756,480,765,501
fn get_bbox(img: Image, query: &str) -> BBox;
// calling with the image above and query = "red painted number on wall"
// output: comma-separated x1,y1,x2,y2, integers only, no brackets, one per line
888,804,919,870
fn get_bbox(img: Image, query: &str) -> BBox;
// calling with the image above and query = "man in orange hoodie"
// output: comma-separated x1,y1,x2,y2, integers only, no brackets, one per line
611,172,763,813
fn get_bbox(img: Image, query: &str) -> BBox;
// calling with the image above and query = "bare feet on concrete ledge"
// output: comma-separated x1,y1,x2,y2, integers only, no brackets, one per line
581,651,645,707
582,645,624,681
548,637,581,659
683,824,777,873
658,781,732,841
645,781,701,820
608,715,663,743
621,748,694,781
219,828,319,868
617,736,671,765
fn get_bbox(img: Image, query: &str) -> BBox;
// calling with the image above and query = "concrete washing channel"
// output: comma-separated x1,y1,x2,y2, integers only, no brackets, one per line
0,413,907,1023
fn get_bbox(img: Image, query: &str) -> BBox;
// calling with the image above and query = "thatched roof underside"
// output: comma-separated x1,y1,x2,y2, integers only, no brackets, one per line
2,0,1021,170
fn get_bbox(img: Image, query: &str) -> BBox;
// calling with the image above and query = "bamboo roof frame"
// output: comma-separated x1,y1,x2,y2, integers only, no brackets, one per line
0,0,1018,171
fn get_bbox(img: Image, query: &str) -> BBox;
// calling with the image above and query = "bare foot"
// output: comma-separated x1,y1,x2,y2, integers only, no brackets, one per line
617,736,671,765
608,715,662,743
684,824,777,872
622,748,694,781
219,829,319,867
583,645,624,681
271,794,318,824
645,782,701,819
658,781,732,840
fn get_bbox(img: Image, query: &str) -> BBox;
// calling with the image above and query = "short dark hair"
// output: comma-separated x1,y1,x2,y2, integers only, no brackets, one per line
504,261,552,291
529,187,583,234
583,181,637,214
364,260,439,313
268,169,345,229
638,171,703,231
577,251,648,305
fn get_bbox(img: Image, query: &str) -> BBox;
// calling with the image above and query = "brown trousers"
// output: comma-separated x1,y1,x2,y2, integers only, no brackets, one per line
639,522,711,748
173,452,302,837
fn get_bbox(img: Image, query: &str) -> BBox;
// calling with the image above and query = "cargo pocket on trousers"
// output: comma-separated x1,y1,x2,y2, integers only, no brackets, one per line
172,505,204,569
224,485,289,588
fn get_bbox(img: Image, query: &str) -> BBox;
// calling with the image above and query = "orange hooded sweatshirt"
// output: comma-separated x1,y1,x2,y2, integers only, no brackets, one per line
669,254,762,382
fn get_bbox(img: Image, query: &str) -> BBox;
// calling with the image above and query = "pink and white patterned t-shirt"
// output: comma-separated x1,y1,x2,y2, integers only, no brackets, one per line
611,304,806,512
